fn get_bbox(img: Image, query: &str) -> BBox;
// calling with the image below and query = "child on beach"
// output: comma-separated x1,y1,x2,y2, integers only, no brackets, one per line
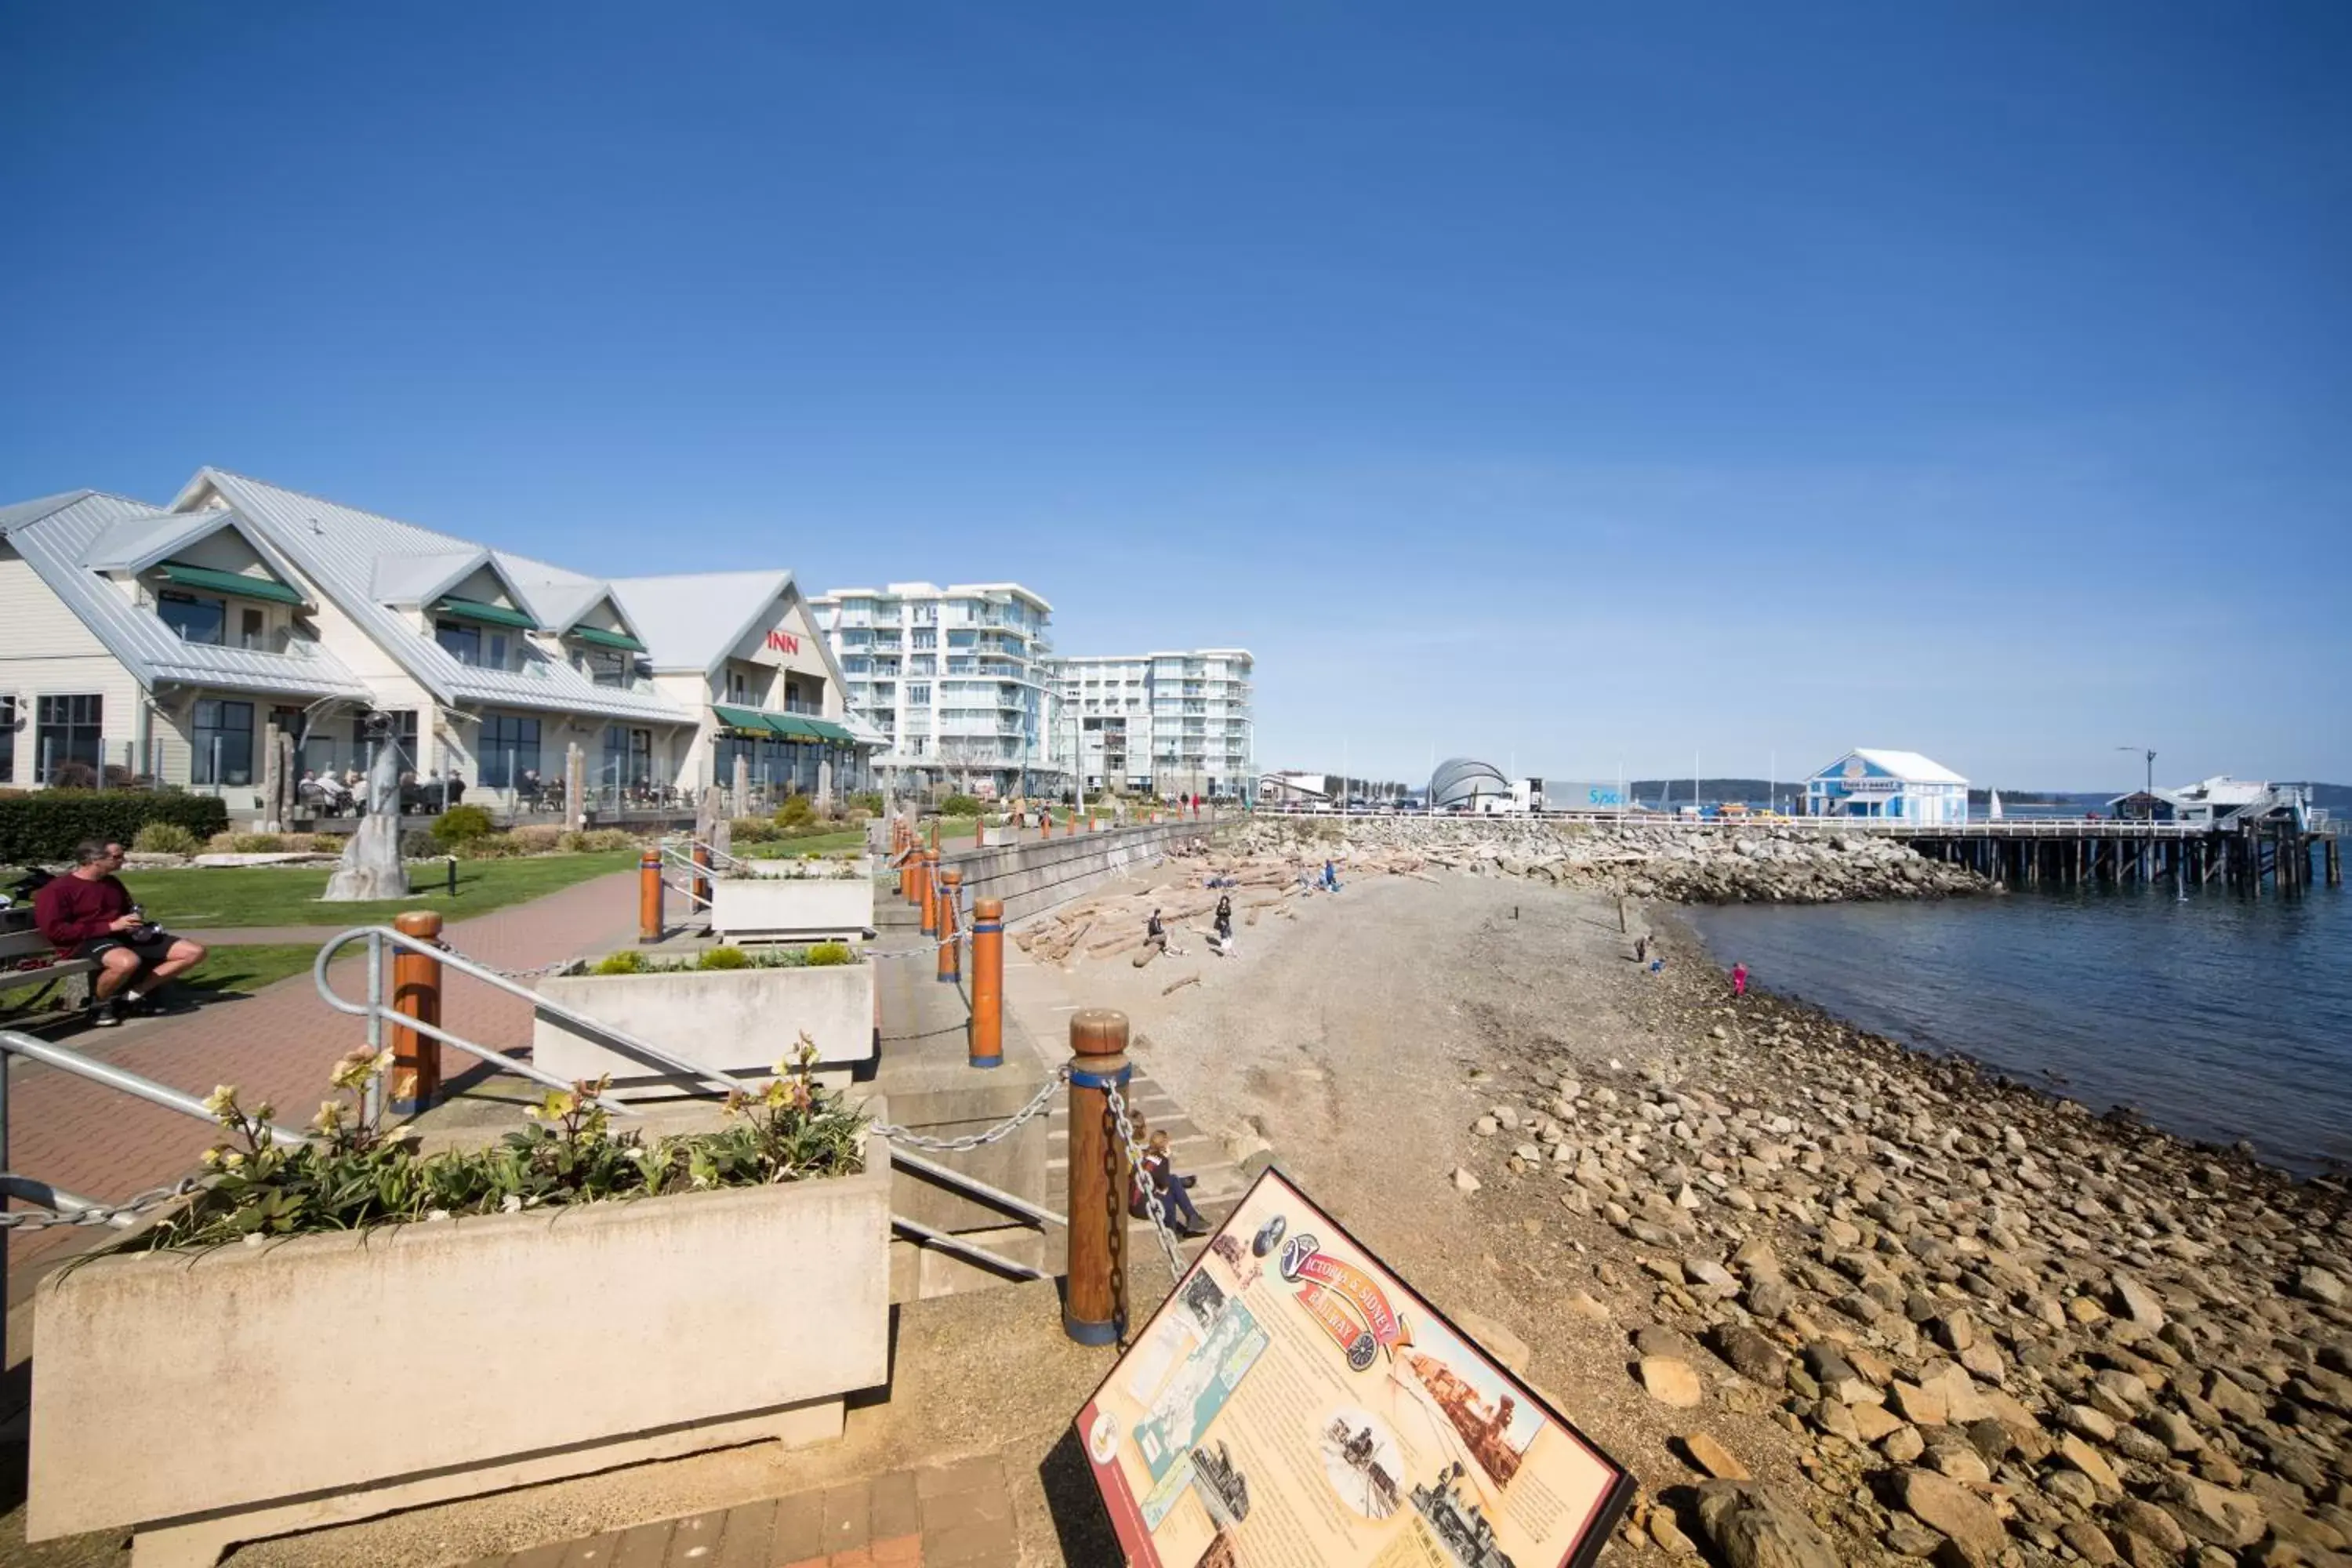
1732,961,1748,998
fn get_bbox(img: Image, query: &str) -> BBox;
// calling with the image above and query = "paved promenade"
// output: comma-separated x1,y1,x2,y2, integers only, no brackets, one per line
4,868,644,1276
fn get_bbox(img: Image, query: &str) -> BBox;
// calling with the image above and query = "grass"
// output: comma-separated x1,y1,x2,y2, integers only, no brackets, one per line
180,943,321,996
113,850,639,929
739,829,866,859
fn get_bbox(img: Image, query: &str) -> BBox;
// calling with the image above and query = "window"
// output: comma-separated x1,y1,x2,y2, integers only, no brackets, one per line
906,683,931,706
192,699,254,786
602,725,652,789
909,628,937,650
435,620,507,668
239,608,268,650
479,713,542,789
350,710,419,778
35,695,103,782
159,591,226,644
0,695,13,782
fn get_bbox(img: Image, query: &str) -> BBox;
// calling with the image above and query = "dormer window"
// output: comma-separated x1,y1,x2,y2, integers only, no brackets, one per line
159,590,226,644
437,619,509,670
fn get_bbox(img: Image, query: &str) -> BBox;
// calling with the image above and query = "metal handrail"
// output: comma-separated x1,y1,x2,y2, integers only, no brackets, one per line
0,1028,307,1148
311,926,753,1109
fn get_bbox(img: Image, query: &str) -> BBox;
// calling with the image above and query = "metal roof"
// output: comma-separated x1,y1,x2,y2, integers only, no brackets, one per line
1430,757,1509,808
607,569,793,674
1839,749,1969,786
180,470,688,723
0,492,371,701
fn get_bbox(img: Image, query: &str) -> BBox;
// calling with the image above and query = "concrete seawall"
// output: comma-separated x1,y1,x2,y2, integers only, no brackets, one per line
942,819,1212,925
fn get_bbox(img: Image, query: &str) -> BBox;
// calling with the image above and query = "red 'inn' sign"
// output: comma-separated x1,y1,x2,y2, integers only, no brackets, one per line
765,630,800,655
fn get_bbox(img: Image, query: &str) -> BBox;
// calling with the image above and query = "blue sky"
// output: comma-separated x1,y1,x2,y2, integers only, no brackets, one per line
4,3,2346,789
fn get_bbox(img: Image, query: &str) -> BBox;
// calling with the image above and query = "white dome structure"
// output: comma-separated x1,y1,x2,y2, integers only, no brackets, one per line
1428,757,1508,810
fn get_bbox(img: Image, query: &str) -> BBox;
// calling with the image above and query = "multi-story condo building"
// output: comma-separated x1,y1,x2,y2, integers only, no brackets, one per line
0,470,879,813
809,583,1054,799
1047,648,1254,800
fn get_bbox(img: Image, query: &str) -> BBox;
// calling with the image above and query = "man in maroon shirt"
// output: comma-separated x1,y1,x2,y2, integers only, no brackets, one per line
31,840,208,1027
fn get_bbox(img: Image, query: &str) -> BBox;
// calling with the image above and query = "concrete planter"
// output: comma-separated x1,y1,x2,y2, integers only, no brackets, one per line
29,1134,891,1565
535,961,876,1096
710,865,875,941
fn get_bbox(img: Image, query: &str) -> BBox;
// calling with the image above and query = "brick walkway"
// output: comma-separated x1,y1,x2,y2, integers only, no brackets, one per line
458,1455,1014,1568
5,869,644,1275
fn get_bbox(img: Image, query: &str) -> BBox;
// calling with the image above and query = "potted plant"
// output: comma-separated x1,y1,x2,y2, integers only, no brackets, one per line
710,852,876,942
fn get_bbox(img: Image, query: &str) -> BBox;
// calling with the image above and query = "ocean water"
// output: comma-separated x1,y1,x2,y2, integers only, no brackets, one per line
1682,884,2352,1175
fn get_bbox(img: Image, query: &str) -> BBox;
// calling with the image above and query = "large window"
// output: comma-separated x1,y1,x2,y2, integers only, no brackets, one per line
479,713,542,789
192,699,255,786
348,710,419,780
35,695,103,782
0,695,13,782
158,591,226,644
435,619,507,669
602,724,652,789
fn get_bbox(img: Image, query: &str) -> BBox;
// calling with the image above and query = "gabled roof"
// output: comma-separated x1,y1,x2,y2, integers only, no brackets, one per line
607,569,793,675
0,492,369,700
78,505,318,607
1821,749,1969,786
370,548,488,608
506,569,647,644
176,469,686,723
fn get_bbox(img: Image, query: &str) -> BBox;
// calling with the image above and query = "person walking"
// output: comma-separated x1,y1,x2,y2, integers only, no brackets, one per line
1635,934,1649,964
1214,892,1233,945
32,840,209,1026
1731,961,1748,999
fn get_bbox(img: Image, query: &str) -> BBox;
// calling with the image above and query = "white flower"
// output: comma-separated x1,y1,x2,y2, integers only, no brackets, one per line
426,1209,452,1222
499,1194,524,1214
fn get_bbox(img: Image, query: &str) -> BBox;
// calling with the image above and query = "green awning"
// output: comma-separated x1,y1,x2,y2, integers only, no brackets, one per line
713,704,772,734
158,561,305,606
432,597,538,630
567,624,646,652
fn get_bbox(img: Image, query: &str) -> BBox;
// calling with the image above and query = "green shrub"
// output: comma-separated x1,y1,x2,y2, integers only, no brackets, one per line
454,833,524,859
431,804,496,845
776,794,817,829
229,833,285,854
806,941,855,967
939,794,982,817
848,791,884,815
131,822,201,855
401,829,442,858
559,827,637,853
731,815,780,844
507,825,564,853
697,945,752,971
0,790,229,863
590,950,648,975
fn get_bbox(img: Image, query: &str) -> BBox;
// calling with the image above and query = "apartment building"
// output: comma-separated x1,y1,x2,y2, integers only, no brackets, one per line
1046,648,1254,800
0,470,875,811
809,583,1054,798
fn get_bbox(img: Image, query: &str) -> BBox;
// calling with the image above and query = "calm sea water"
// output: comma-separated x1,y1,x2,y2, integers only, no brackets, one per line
1683,884,2352,1175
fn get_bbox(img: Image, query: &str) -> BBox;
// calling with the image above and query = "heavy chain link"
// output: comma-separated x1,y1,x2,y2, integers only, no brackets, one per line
1107,1080,1187,1287
426,938,572,981
0,1177,201,1231
869,1065,1069,1152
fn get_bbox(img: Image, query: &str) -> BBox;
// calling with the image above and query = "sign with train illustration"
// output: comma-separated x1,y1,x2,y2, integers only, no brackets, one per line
1074,1169,1635,1568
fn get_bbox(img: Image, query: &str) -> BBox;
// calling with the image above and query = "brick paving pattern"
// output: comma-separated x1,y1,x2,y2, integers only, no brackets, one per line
459,1456,1014,1568
5,869,643,1272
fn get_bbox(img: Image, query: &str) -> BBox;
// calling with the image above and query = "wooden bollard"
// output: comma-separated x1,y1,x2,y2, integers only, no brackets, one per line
919,850,942,937
936,869,963,984
637,850,663,942
969,896,1004,1067
1039,808,1052,840
389,910,444,1114
1064,1008,1132,1346
691,841,712,913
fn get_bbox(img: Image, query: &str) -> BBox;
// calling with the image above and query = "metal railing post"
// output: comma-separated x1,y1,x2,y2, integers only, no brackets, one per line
389,912,443,1114
363,931,385,1127
970,897,1004,1068
1064,1008,1131,1346
2,1045,11,1376
937,870,963,985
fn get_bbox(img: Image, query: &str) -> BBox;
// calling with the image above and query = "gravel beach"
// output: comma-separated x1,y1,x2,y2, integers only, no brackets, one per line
1068,860,2352,1566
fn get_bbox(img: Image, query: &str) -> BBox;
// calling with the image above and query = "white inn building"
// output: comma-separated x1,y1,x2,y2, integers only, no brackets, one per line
809,583,1054,799
1046,648,1254,800
0,470,879,811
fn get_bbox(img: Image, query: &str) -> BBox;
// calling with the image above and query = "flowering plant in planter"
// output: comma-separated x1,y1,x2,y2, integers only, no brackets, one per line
138,1037,867,1251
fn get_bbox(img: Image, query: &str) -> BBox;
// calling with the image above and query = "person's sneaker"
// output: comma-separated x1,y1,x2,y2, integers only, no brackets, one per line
88,1000,122,1027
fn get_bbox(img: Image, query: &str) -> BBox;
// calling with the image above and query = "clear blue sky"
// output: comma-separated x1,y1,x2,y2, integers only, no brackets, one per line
4,3,2345,790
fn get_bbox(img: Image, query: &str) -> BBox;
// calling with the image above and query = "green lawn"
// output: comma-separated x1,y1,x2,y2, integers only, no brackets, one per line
181,943,321,996
117,850,639,929
739,829,866,859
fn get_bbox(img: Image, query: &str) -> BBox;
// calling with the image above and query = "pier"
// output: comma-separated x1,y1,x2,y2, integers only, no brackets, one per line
1878,818,2343,897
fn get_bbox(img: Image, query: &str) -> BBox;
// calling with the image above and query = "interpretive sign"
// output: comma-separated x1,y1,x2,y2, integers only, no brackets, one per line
1074,1169,1635,1568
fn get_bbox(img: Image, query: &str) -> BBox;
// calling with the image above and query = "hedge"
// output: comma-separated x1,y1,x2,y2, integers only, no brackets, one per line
0,791,231,866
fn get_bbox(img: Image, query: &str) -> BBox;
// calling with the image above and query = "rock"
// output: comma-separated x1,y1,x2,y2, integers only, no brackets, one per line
1880,1424,1926,1465
1640,1356,1704,1407
2111,1497,2189,1557
2292,1266,2346,1307
1889,1379,1948,1427
1451,1166,1482,1195
1694,1480,1842,1568
1472,1116,1498,1136
2062,1403,2118,1443
2157,1475,2267,1549
1745,1275,1797,1321
2112,1272,2169,1330
2042,1468,2097,1510
1708,1323,1790,1387
2060,1519,2120,1566
1680,1429,1751,1480
1454,1310,1530,1376
2142,1406,2205,1454
2057,1432,2124,1500
1650,1511,1697,1556
1564,1290,1612,1323
1852,1403,1906,1443
1884,1515,1944,1558
1893,1468,2005,1567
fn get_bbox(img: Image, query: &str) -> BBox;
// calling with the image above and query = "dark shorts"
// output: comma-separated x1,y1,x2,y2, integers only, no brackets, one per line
81,933,178,967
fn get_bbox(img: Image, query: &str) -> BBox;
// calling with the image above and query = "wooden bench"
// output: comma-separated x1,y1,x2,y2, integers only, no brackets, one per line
0,910,99,1014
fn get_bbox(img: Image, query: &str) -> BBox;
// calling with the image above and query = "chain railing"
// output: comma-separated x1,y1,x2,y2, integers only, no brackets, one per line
869,1065,1066,1152
1107,1080,1186,1286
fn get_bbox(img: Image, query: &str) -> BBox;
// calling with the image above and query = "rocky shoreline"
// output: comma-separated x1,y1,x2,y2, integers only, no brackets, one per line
1454,914,2352,1566
1235,815,1991,902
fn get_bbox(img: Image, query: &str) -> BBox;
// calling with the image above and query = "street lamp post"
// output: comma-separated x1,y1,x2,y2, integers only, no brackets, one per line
2116,746,2156,818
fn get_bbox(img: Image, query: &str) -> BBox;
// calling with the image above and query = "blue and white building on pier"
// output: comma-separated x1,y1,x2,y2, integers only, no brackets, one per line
1806,749,1969,824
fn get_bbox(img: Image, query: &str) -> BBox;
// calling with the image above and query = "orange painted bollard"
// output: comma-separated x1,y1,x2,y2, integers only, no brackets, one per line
1039,808,1051,839
937,869,963,984
637,850,663,942
389,911,444,1115
1065,1009,1133,1346
919,849,942,936
691,842,712,914
969,896,1004,1068
909,844,932,920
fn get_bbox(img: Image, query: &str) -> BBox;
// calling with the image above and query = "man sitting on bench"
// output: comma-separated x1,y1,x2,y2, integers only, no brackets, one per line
32,840,208,1027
